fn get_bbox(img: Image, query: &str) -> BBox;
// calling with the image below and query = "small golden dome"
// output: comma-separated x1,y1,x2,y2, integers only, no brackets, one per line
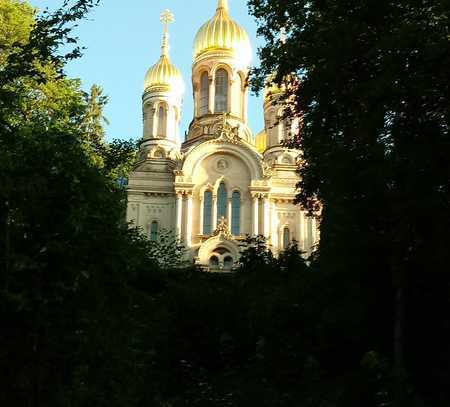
264,77,285,102
144,9,184,96
193,0,252,67
144,55,184,94
255,130,267,153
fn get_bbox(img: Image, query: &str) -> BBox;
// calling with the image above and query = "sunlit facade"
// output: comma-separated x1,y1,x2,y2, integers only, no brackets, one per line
127,0,319,270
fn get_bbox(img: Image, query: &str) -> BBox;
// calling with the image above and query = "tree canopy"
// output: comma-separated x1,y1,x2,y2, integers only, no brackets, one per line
249,0,450,405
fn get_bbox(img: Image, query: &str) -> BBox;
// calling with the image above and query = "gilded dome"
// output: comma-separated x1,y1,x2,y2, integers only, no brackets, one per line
255,130,267,153
193,0,252,67
144,55,184,95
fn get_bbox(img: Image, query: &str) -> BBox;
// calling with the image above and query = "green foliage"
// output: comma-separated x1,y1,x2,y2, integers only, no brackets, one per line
147,229,186,269
0,0,34,66
238,235,275,273
80,84,137,180
248,0,450,405
0,1,152,406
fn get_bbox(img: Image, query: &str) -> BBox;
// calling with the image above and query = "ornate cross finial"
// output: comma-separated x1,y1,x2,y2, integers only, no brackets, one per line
160,9,174,31
160,9,174,56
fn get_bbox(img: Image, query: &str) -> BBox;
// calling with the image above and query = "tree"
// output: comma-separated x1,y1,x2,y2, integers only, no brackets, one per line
248,0,450,405
0,1,157,406
0,0,34,66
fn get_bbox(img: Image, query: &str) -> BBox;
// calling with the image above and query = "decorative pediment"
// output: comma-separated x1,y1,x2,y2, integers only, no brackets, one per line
213,216,233,239
213,113,241,145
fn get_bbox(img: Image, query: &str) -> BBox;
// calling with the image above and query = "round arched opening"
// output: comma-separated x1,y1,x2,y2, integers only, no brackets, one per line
223,256,234,270
209,255,219,268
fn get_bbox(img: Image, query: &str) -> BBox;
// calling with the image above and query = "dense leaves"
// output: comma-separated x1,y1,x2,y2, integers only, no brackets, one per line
0,1,147,406
248,0,450,405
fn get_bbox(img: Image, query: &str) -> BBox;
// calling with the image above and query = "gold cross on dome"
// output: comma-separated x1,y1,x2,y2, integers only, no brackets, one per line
160,9,174,32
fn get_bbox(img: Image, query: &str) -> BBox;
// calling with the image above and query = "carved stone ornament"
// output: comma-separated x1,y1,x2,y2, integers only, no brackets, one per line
213,216,233,239
262,161,273,178
214,113,241,144
216,157,230,172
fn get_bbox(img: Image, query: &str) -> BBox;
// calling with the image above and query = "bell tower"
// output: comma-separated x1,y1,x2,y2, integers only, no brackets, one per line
141,9,184,159
184,0,254,146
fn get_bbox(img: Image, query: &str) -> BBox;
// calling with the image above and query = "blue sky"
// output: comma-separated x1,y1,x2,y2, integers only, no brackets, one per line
29,0,264,142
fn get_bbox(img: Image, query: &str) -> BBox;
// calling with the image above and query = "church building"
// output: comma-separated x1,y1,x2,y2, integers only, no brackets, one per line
126,0,319,270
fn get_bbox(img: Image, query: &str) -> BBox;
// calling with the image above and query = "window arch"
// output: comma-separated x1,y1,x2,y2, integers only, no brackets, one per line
199,72,209,115
214,69,229,113
143,103,154,137
224,256,233,269
150,221,158,242
209,255,219,268
231,191,241,236
203,190,213,235
217,182,227,224
283,227,290,249
157,105,167,137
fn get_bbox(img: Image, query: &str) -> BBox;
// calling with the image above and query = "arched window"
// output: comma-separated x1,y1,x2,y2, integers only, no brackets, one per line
283,227,290,249
214,69,228,113
209,255,219,268
143,103,154,138
203,190,213,235
157,105,166,137
217,182,227,224
224,256,233,269
231,191,241,235
150,221,158,242
199,72,209,115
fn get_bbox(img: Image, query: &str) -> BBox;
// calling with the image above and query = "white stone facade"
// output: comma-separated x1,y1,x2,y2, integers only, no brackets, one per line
127,2,319,270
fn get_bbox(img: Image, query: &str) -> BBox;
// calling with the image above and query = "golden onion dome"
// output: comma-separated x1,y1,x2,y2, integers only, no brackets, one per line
144,55,184,94
255,130,267,153
193,0,252,67
144,10,184,97
264,77,285,102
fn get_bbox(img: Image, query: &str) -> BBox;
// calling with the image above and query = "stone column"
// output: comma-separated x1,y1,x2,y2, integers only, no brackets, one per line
176,192,183,238
185,193,193,246
193,83,199,118
199,196,204,235
301,211,308,252
151,106,157,138
263,196,270,239
212,195,218,228
271,201,278,250
209,76,215,114
243,87,248,124
227,198,232,226
252,195,259,236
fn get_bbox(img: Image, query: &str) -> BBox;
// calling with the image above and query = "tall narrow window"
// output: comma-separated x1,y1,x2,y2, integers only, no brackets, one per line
283,227,290,249
217,182,227,224
214,69,228,113
199,72,209,115
203,191,213,235
157,105,166,137
150,221,158,241
231,191,241,235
